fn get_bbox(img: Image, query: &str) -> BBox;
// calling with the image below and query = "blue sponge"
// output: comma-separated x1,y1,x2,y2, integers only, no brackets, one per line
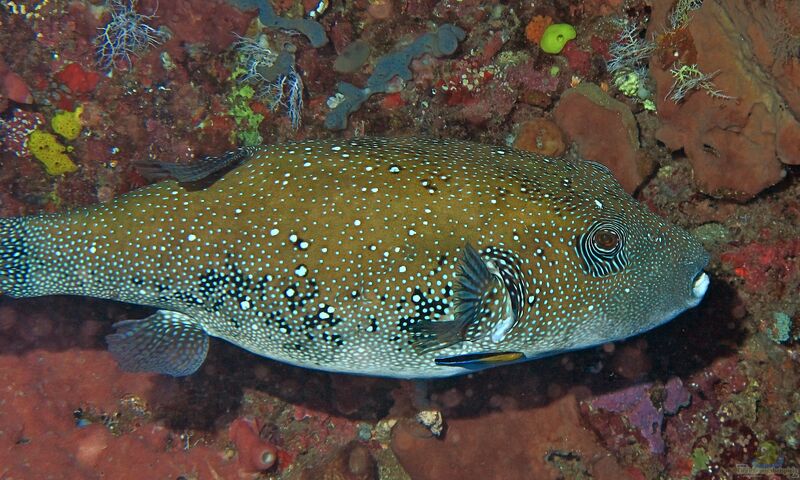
227,0,328,48
325,24,466,131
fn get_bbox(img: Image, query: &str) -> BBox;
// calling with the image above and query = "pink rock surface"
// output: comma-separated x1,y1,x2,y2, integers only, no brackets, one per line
0,300,243,479
229,417,277,475
391,394,628,480
2,71,33,104
650,0,800,200
554,83,654,194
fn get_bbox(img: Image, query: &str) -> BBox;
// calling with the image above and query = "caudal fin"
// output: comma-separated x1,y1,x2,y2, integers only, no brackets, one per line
0,218,31,297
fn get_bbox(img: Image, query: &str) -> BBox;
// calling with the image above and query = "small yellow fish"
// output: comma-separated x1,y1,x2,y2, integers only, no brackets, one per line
0,137,709,378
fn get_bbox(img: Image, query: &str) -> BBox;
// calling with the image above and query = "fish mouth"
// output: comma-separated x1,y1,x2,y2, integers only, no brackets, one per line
686,244,710,307
688,271,710,307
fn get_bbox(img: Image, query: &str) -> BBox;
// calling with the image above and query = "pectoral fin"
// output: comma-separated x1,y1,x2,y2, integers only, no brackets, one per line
106,310,209,377
410,244,502,352
434,351,525,367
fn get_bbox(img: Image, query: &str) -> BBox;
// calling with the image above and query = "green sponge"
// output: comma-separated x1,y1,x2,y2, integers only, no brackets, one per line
540,23,576,54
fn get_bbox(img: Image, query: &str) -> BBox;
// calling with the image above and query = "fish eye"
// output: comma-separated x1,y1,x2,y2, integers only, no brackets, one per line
593,228,620,251
575,220,628,278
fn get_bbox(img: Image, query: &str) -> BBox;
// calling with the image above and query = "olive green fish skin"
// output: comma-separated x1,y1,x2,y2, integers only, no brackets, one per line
0,137,709,378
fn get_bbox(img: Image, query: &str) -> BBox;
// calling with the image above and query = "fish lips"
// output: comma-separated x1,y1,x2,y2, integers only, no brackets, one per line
688,270,710,308
686,248,711,308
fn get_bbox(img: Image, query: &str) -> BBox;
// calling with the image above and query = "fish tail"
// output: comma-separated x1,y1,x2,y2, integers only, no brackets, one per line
0,218,31,298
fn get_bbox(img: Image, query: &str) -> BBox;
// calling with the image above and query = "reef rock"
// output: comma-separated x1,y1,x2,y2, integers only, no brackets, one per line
391,394,627,480
554,83,653,194
650,0,800,200
513,118,566,157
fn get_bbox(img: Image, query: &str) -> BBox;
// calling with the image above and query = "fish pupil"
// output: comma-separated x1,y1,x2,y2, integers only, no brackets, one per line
594,228,620,251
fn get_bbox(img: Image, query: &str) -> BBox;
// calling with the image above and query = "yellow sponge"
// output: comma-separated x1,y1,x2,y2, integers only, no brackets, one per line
27,130,78,175
51,106,83,141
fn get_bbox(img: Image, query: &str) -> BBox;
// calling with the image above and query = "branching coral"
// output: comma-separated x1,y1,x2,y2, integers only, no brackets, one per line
607,20,654,77
669,0,704,30
666,63,731,102
95,0,169,71
232,34,304,130
607,20,656,108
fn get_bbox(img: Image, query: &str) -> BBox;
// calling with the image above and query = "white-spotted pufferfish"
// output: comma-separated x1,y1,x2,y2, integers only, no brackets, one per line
0,137,710,378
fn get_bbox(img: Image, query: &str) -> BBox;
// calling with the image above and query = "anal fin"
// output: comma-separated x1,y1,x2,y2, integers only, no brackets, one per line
106,310,209,377
435,351,525,367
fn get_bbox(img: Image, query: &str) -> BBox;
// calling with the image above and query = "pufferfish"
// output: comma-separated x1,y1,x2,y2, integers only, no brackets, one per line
0,137,710,378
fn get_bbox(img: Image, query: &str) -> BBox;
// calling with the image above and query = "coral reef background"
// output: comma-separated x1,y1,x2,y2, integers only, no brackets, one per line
0,0,799,478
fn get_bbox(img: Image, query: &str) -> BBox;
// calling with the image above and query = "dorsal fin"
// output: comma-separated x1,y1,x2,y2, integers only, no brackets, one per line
136,146,258,187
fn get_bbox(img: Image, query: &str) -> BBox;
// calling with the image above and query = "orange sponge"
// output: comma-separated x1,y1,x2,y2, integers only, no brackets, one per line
525,15,553,44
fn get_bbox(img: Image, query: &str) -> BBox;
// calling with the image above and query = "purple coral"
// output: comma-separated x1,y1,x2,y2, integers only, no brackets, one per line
663,377,691,414
591,377,691,454
506,61,561,94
